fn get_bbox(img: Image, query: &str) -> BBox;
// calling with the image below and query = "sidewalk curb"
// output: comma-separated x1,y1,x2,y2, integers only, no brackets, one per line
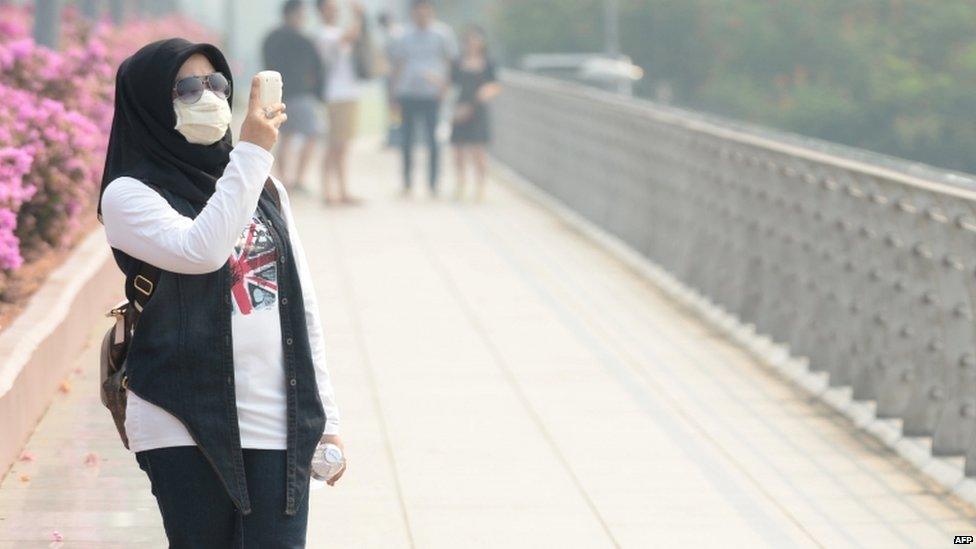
490,159,976,509
0,228,121,481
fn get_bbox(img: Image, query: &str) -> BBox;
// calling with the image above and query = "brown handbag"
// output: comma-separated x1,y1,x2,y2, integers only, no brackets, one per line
98,179,283,449
99,262,158,450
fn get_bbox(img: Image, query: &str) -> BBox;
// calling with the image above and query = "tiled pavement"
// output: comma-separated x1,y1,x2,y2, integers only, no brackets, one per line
1,142,975,548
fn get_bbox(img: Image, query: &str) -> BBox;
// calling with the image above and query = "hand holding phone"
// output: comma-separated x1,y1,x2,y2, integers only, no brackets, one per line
240,73,286,151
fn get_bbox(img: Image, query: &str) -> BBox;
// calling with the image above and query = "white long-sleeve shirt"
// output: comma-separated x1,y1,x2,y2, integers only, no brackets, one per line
100,141,339,452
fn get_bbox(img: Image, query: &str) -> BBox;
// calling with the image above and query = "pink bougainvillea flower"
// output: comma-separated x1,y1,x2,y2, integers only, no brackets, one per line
0,209,23,270
0,6,217,280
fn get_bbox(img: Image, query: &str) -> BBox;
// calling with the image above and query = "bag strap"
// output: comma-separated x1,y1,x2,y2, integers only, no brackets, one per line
124,182,166,331
264,178,283,213
129,260,159,315
119,258,157,344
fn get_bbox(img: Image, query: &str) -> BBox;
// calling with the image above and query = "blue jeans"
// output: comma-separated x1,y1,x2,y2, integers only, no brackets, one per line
135,446,310,548
399,96,441,190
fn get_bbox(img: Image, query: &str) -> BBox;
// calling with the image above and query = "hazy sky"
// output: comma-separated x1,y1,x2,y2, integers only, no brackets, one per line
177,0,407,85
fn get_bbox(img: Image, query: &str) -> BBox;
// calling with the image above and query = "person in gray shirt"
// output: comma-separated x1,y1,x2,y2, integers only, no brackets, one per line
389,0,458,195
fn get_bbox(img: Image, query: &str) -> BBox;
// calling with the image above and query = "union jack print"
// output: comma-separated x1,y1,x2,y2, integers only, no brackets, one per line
229,215,278,315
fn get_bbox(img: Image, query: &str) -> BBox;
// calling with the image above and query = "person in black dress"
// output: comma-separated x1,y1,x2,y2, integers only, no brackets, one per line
450,25,501,201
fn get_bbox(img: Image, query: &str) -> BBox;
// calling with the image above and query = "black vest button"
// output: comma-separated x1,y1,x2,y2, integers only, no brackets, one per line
286,337,293,346
290,378,296,386
281,298,288,305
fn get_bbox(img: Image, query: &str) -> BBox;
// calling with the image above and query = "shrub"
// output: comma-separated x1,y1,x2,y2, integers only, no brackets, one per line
0,84,100,257
0,6,216,298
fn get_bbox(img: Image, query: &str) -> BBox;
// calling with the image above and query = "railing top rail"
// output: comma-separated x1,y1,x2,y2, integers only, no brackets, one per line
501,69,976,202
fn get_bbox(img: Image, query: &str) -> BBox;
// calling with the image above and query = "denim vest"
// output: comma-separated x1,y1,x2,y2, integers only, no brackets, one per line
113,183,326,516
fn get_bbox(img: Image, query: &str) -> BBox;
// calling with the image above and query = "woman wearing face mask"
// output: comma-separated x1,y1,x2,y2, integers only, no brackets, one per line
98,38,344,547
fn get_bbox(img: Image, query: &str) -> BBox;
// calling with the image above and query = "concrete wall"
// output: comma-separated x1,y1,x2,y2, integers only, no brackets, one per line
0,229,122,481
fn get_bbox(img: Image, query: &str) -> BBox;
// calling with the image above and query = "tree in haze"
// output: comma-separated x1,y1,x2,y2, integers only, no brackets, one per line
489,0,976,174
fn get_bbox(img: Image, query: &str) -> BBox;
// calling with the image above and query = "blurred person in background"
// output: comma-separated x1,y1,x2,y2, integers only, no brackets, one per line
263,0,327,195
377,10,405,148
98,38,344,546
450,25,500,201
316,0,364,206
389,0,458,197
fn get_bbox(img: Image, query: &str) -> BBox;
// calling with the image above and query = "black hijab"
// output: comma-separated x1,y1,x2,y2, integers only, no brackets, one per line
98,38,235,219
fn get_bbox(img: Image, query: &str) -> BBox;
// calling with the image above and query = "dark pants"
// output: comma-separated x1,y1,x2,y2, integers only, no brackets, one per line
399,96,441,190
135,446,310,549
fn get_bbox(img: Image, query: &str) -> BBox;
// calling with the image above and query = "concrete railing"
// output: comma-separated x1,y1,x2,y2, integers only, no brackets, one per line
0,229,120,480
492,70,976,475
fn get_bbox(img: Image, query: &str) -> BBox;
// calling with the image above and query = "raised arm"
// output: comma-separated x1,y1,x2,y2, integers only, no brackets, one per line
101,142,274,274
101,76,286,274
341,2,365,44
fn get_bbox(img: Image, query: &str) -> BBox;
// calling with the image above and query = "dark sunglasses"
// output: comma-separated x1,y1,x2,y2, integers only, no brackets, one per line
172,72,231,104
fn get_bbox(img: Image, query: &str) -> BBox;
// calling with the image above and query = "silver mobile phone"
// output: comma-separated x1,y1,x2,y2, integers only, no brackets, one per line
256,70,283,109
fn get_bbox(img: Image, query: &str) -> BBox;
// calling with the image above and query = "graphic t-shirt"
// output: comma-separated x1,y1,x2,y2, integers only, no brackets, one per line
228,213,288,448
230,214,279,315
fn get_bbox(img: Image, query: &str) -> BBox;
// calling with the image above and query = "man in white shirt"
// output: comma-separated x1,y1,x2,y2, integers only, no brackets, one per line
315,0,364,205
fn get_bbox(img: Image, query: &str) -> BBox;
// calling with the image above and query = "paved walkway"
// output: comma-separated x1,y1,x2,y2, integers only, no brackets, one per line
2,142,976,548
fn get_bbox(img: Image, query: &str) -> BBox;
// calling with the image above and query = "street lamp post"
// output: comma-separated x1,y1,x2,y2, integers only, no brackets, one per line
33,0,62,49
110,0,124,24
222,0,237,75
604,0,620,58
157,0,176,15
80,0,99,20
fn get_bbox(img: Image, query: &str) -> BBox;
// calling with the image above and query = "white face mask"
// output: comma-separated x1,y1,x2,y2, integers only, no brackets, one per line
173,90,232,145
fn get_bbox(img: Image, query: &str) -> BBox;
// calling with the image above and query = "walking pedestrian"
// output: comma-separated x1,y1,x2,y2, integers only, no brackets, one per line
263,0,327,195
389,0,458,197
315,0,364,205
98,38,345,547
450,25,500,201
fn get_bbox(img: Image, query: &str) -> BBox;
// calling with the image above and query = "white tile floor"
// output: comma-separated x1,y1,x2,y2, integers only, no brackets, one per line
1,142,974,548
